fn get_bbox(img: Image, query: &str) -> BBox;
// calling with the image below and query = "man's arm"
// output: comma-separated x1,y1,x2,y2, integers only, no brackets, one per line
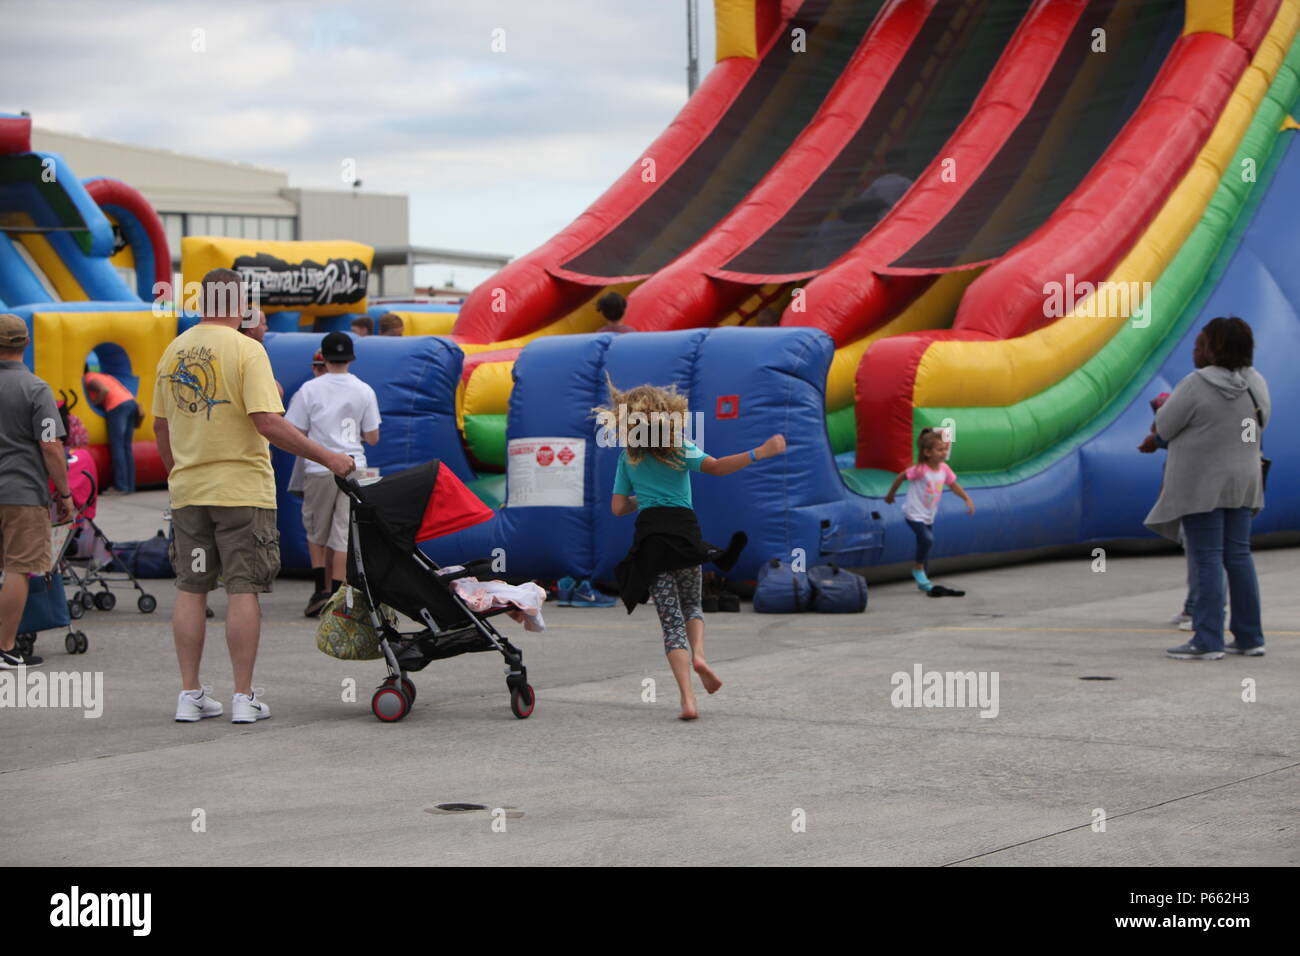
40,440,73,522
154,417,174,473
249,412,354,477
362,429,380,446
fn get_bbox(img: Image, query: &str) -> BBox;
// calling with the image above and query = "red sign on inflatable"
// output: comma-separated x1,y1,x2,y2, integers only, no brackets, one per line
536,445,554,466
557,445,575,465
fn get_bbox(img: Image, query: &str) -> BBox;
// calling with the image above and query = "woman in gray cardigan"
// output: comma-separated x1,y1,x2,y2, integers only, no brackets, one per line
1145,317,1270,660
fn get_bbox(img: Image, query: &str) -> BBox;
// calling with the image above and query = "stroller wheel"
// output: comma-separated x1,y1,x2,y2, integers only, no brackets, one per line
137,594,158,614
74,632,89,654
80,591,95,611
510,684,536,720
94,591,116,612
68,599,84,620
65,633,78,654
372,685,410,722
401,678,416,703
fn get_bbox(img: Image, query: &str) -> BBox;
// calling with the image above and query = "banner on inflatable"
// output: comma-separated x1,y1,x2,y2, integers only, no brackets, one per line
181,237,372,316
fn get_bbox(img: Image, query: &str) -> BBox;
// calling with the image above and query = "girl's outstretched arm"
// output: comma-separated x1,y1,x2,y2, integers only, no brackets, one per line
611,493,638,516
950,480,976,515
883,472,907,504
701,434,786,476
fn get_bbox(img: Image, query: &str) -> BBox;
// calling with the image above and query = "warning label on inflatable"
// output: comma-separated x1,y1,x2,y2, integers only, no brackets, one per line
507,438,585,507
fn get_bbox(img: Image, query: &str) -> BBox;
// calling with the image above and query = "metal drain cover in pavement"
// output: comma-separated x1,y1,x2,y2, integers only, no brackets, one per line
433,803,487,812
1079,676,1117,681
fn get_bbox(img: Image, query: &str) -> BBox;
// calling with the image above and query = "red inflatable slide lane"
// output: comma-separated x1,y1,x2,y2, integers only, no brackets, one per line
626,0,932,333
855,0,1281,474
451,0,788,344
779,0,1085,346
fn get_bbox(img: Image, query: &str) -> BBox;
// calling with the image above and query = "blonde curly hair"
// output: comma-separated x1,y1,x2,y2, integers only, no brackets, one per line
593,378,693,469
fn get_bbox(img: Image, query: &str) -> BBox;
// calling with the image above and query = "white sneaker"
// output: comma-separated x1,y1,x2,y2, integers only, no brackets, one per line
175,687,223,722
1171,612,1191,627
231,689,271,724
1178,617,1193,631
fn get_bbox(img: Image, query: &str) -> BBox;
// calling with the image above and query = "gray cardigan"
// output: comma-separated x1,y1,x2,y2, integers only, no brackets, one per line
1144,366,1271,541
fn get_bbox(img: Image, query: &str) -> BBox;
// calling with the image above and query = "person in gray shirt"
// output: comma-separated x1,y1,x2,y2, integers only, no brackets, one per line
1145,317,1270,661
0,313,73,669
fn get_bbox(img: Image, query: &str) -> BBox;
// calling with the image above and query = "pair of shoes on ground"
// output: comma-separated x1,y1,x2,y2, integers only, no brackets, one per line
0,646,43,668
175,686,271,723
555,576,616,607
1166,641,1265,660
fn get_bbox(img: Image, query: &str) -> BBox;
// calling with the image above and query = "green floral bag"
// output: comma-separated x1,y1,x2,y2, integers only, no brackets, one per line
315,586,397,661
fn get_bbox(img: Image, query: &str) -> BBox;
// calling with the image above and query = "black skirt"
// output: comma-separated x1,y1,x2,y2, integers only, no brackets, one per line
615,507,726,613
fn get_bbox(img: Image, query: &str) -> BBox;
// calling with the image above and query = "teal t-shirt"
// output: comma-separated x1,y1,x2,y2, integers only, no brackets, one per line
612,440,707,509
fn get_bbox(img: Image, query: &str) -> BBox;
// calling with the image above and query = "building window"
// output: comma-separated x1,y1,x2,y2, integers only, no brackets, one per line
188,214,207,235
276,218,294,241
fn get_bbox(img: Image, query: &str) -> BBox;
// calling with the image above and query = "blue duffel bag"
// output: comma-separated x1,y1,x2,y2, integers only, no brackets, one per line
808,563,868,613
112,530,175,579
753,557,813,614
20,572,70,634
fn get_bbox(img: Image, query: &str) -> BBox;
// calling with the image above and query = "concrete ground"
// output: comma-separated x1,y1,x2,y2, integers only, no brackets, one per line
2,490,1296,866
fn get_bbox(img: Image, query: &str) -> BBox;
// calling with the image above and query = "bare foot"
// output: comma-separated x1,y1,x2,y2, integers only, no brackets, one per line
693,658,722,694
679,697,698,721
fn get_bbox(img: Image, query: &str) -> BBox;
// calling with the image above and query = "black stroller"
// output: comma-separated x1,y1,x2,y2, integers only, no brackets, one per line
336,460,534,723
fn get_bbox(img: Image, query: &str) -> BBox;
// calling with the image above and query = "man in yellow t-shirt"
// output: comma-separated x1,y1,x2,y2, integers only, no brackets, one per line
154,268,355,725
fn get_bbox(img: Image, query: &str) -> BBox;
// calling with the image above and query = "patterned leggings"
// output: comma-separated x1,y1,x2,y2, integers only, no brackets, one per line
651,566,703,653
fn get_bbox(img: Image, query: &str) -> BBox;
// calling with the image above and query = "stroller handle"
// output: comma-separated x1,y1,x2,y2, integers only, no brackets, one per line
334,473,363,501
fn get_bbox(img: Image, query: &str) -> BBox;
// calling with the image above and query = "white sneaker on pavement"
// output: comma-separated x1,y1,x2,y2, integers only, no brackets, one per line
175,686,223,722
231,689,271,723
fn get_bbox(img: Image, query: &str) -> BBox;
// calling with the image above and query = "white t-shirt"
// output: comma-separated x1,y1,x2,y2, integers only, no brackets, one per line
902,462,956,525
284,372,381,476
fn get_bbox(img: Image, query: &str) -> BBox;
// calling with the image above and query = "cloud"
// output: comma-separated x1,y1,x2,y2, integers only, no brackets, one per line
1,0,714,261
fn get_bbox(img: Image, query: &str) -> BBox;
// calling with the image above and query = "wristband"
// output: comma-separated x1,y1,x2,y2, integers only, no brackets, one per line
749,449,758,463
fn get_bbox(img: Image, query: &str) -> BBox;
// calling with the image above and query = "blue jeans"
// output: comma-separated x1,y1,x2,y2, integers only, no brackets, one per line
1182,547,1225,617
905,519,933,570
105,400,138,493
1180,508,1264,652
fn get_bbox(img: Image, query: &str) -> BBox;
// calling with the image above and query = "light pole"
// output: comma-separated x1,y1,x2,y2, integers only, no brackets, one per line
686,0,700,96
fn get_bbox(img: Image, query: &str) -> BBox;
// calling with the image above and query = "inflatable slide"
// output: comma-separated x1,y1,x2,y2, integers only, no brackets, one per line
420,0,1300,580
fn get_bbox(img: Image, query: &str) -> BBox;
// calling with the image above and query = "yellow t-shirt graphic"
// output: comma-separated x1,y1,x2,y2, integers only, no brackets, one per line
153,323,284,509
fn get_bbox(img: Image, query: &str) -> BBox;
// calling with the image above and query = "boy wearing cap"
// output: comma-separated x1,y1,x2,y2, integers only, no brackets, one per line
285,331,381,616
0,313,73,669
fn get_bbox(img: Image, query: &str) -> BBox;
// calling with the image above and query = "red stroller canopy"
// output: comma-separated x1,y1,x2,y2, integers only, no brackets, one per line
350,461,494,553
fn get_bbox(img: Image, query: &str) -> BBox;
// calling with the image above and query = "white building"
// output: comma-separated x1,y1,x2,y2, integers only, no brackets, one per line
30,128,509,297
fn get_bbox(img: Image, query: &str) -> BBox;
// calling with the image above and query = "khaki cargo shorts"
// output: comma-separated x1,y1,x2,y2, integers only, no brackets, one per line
0,504,52,574
170,506,280,594
300,472,350,552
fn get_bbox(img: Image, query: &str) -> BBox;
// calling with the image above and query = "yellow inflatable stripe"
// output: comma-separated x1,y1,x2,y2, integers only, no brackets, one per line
1283,113,1300,129
1185,0,1235,37
914,0,1299,408
715,0,758,61
399,311,458,336
32,310,178,447
458,280,638,355
825,269,984,410
5,212,89,301
462,359,515,420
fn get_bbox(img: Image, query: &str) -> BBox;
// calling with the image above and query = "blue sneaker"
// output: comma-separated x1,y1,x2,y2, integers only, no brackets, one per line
571,579,616,608
555,576,576,607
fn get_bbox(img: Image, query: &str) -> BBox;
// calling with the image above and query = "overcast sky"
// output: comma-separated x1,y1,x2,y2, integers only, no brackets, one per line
0,0,715,289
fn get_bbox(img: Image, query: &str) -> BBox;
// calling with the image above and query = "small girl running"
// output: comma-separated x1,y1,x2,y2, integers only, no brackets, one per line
601,381,785,721
883,427,975,596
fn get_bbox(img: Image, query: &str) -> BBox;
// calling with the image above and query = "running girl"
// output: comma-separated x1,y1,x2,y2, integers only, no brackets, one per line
883,427,975,595
601,382,785,720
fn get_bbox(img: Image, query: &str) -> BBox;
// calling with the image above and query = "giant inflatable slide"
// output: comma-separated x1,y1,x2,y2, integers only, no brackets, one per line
425,0,1300,580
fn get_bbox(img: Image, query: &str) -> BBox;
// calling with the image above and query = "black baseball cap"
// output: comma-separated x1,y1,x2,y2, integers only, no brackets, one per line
320,331,355,363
